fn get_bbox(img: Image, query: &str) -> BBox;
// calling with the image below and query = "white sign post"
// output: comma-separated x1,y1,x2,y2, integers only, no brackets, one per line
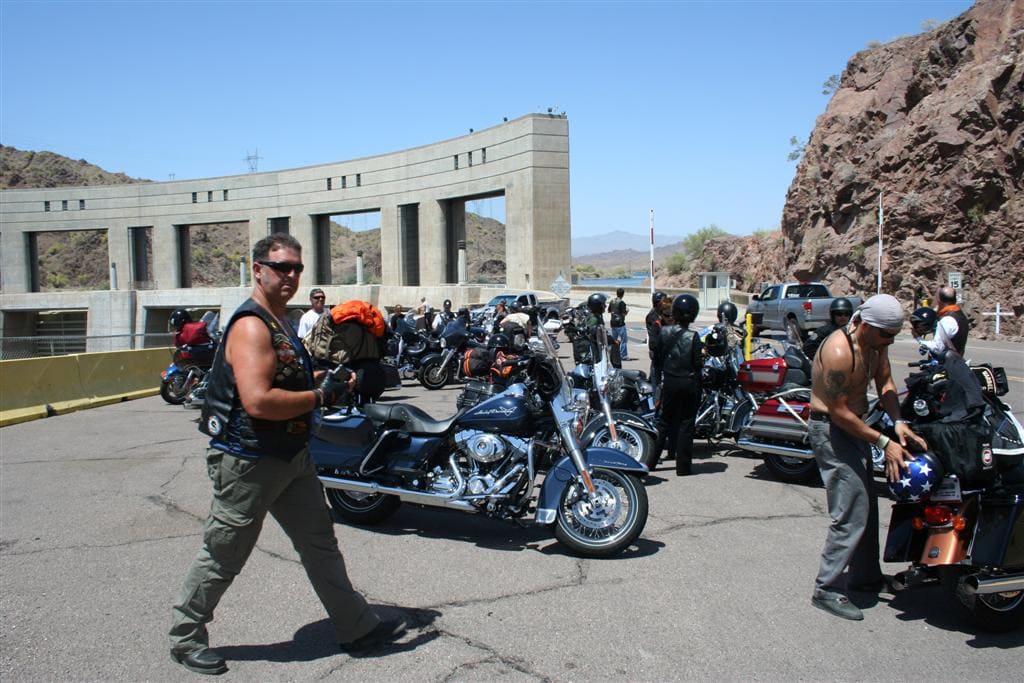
983,302,1014,335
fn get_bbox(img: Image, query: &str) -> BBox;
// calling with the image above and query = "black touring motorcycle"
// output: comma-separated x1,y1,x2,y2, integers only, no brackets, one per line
309,333,650,558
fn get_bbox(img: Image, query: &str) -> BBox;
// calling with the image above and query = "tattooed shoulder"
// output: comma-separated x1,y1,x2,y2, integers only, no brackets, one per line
824,369,848,401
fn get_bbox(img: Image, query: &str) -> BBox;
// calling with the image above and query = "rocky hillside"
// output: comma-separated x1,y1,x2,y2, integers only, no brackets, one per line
0,145,149,188
782,0,1022,337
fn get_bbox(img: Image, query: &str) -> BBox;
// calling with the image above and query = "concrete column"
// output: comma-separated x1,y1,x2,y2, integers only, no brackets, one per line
457,240,467,285
356,250,364,285
379,204,400,285
290,212,316,267
106,224,131,290
151,220,181,290
418,200,446,285
86,290,136,351
504,174,532,289
0,229,29,293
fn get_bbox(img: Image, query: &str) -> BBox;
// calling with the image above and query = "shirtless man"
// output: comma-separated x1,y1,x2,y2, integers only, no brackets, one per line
807,293,927,621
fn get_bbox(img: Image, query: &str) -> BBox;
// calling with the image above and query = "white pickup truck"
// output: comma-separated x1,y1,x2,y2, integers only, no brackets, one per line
746,282,863,336
472,291,567,321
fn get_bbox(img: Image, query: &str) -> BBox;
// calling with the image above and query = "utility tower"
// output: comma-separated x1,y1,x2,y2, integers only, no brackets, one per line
244,149,262,173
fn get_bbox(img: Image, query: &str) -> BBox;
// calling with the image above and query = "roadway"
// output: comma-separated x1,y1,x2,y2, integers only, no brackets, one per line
1,330,1021,680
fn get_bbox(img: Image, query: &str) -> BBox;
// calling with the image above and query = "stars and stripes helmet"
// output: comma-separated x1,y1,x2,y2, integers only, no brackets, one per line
888,451,944,503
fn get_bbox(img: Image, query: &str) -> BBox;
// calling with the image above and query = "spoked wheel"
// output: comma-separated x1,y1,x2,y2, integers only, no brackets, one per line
160,372,193,405
762,454,821,484
325,488,401,525
958,579,1024,633
589,424,652,465
418,358,451,390
555,468,648,558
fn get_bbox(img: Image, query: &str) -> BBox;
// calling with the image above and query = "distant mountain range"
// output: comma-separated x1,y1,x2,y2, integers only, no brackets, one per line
571,230,686,256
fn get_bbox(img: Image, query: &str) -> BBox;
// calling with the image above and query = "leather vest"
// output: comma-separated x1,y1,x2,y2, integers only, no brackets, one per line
658,324,700,382
943,309,969,355
200,298,314,460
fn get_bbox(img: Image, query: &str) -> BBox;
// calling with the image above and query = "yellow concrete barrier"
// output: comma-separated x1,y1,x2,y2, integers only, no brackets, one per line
0,348,171,427
0,355,87,417
77,348,169,402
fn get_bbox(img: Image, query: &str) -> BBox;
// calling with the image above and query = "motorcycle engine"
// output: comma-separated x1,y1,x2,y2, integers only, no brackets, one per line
454,430,528,465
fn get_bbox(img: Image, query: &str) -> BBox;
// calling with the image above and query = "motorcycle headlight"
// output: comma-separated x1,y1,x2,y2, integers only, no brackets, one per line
439,338,447,349
637,381,654,395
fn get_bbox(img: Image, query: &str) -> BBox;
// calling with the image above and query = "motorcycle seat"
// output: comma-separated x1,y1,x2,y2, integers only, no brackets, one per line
362,403,459,435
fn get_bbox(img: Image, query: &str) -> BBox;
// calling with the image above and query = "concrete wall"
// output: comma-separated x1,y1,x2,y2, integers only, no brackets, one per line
0,114,571,345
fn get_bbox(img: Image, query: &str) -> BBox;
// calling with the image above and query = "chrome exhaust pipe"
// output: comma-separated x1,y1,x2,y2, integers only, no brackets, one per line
735,438,814,460
320,455,476,511
963,573,1024,596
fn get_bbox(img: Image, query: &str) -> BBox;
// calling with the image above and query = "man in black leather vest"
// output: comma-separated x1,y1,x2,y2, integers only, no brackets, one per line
650,294,703,476
169,234,406,675
922,285,969,357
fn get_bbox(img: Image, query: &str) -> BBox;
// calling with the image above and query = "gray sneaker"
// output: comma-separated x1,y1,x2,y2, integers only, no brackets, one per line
811,595,864,621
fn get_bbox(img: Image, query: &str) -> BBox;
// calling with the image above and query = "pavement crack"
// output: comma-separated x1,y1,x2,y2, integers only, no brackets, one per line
655,512,820,537
1,532,197,557
434,628,552,682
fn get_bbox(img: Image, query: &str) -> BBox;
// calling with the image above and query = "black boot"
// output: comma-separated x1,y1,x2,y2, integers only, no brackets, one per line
676,458,692,476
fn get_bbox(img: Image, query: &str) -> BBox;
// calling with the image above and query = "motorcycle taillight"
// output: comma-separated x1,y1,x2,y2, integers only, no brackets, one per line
923,505,954,526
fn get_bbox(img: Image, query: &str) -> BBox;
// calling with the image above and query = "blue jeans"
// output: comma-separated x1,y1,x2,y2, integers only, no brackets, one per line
609,325,629,360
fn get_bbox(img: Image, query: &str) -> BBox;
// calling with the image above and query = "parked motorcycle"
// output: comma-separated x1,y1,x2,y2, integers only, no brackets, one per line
383,315,440,383
417,318,489,390
160,312,220,405
882,354,1024,632
310,333,649,557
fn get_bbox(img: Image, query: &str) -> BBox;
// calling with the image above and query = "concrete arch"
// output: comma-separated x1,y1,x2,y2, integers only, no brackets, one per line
0,114,570,348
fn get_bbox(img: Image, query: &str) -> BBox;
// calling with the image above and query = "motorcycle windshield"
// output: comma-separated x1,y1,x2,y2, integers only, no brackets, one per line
441,320,469,347
536,326,573,406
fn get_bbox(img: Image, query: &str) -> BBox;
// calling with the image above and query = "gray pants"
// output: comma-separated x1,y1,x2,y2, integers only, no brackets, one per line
169,448,379,653
808,420,883,599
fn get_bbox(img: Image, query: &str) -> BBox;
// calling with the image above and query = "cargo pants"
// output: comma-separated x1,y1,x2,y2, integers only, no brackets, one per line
809,420,883,599
169,447,379,654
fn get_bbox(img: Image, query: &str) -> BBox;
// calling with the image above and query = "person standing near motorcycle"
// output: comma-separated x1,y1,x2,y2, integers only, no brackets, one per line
297,288,327,339
171,309,213,348
714,301,746,352
608,287,630,361
651,294,703,476
918,286,969,358
645,291,669,384
169,234,406,675
802,297,854,360
807,293,927,621
583,292,621,368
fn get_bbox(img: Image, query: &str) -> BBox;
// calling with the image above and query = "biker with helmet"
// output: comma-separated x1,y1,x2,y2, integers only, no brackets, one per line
499,300,533,349
580,292,621,369
802,297,854,360
170,308,212,348
714,300,745,353
645,291,671,384
650,294,703,476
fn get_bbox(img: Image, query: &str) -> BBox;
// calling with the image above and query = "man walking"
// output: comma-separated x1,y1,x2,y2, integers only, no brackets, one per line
918,285,969,358
808,294,926,621
169,234,406,675
608,287,630,361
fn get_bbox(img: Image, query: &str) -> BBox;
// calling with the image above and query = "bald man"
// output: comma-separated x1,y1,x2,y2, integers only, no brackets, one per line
919,286,969,357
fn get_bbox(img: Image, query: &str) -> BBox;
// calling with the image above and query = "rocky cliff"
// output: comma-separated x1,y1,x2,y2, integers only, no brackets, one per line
782,0,1023,337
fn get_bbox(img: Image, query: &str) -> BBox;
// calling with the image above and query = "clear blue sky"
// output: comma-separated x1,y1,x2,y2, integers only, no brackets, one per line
1,0,973,239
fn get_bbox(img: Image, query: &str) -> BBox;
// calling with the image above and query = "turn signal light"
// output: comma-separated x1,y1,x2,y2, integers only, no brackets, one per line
803,301,813,312
923,505,954,526
952,516,967,532
912,517,926,530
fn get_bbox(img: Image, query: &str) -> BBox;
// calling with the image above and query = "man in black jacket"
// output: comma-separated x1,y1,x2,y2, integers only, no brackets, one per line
650,294,703,476
645,291,670,384
803,297,854,360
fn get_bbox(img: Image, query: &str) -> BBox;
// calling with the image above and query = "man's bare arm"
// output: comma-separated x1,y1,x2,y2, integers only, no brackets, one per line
228,317,317,421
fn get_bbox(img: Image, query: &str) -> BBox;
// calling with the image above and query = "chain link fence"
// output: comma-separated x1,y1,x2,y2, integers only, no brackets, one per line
0,333,174,360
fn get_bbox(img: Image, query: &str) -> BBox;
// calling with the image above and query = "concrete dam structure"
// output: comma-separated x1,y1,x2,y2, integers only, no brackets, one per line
0,114,570,352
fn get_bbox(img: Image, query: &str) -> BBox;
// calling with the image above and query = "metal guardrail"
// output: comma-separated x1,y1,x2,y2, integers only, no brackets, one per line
0,333,174,360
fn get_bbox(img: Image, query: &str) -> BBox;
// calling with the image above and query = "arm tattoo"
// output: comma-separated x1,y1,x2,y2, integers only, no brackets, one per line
824,369,848,402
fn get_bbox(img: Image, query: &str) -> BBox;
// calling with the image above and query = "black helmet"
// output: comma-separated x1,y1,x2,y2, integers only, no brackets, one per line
587,293,607,315
169,308,192,330
716,301,738,325
671,294,699,325
443,299,452,308
909,306,937,336
829,297,854,324
509,300,523,313
488,333,511,351
652,290,668,306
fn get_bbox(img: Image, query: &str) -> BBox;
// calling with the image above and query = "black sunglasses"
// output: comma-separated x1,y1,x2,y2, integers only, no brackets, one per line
258,260,304,275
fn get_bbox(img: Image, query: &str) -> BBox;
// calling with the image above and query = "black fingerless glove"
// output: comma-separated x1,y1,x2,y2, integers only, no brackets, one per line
318,366,353,407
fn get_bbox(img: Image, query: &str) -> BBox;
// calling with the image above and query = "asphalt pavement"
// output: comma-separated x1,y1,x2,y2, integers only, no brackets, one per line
1,328,1022,681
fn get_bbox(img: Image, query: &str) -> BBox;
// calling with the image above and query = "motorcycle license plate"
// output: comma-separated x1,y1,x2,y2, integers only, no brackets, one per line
930,476,961,503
